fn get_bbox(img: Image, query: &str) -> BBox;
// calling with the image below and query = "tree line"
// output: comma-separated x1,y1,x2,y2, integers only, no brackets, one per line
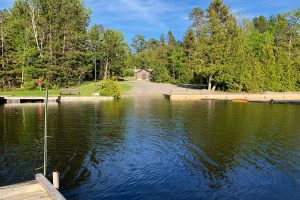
0,0,299,92
130,1,300,91
0,0,128,89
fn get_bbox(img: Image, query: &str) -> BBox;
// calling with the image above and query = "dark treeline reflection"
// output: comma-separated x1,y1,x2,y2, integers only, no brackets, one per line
48,101,129,192
0,104,46,184
0,102,129,189
1,100,300,200
172,101,300,198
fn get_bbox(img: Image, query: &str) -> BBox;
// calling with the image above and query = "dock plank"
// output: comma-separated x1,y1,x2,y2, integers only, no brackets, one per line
0,181,52,200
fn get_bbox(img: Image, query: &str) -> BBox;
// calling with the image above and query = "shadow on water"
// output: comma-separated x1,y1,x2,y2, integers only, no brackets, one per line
0,100,300,200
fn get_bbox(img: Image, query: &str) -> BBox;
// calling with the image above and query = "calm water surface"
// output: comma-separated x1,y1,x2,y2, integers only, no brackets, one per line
0,99,300,200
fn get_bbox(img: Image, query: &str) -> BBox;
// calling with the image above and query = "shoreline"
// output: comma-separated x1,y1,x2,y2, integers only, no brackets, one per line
165,92,300,103
1,91,300,105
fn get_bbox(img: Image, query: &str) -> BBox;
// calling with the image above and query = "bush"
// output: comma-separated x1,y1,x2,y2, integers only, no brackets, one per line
23,80,38,90
23,79,50,90
98,79,121,98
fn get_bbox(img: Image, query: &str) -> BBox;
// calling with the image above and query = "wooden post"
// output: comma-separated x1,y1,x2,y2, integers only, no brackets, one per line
53,172,59,189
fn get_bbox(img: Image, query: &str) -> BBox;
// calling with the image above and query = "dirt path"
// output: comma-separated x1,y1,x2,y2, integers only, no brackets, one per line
122,81,210,97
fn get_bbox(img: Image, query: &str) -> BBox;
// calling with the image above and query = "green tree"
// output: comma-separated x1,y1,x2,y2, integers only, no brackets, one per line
149,36,170,82
131,34,146,53
100,29,127,79
189,7,205,37
0,10,10,87
192,0,239,90
168,46,192,83
167,30,177,48
146,38,160,50
183,28,196,73
88,24,104,85
7,0,91,87
253,15,268,33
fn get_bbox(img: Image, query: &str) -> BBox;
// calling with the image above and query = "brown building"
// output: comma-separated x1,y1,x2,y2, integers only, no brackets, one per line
134,69,152,81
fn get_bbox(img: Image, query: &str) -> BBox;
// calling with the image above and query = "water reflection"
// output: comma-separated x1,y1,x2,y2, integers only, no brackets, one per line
177,101,300,198
49,101,128,191
0,100,300,200
0,104,57,184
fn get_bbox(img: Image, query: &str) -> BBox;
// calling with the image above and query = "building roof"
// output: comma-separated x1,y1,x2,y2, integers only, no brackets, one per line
134,69,153,73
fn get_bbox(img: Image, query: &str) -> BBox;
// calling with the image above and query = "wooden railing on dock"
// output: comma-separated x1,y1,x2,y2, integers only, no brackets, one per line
35,174,66,200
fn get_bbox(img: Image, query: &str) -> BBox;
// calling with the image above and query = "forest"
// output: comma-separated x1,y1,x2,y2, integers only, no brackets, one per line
0,0,299,92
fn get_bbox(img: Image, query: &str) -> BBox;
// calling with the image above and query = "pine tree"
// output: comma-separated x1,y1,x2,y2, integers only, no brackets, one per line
160,34,166,47
189,7,205,37
193,0,238,90
167,31,177,49
183,28,196,73
131,35,146,53
253,16,268,33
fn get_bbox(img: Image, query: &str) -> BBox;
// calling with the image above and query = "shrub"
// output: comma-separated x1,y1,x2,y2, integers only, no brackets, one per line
23,79,50,90
23,80,38,90
98,79,121,98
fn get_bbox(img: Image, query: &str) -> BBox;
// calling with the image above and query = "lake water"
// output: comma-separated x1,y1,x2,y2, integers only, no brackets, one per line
0,98,300,200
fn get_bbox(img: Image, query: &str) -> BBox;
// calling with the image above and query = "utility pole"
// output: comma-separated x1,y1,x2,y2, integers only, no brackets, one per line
43,90,48,176
94,39,104,93
94,47,97,93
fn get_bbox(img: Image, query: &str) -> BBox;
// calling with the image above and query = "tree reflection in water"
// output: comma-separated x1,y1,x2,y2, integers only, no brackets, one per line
1,100,300,200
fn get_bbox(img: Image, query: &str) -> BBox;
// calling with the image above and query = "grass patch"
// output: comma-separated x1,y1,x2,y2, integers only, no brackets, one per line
77,82,99,96
119,82,132,93
0,89,59,97
0,81,132,97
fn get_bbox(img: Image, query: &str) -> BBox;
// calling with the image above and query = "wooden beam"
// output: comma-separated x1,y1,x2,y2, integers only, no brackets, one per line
35,174,66,200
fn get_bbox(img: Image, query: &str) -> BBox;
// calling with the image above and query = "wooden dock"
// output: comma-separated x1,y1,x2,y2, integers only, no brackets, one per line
3,96,60,104
0,96,115,104
0,174,66,200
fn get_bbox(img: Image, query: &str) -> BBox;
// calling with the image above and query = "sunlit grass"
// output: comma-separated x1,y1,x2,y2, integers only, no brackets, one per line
119,82,132,92
0,81,132,97
0,89,60,97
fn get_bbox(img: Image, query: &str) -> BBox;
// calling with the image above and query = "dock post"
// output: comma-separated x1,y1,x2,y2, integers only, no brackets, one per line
53,172,60,189
57,96,61,103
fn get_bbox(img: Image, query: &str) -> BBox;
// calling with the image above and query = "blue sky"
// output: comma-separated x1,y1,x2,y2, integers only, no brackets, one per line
1,0,299,41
